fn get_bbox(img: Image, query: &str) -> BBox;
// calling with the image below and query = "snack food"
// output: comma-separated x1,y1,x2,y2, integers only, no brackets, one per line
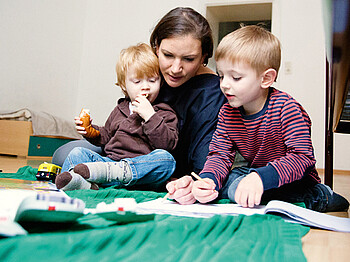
79,109,100,138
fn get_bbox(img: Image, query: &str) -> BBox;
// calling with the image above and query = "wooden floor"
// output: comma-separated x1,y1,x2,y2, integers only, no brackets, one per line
0,154,349,261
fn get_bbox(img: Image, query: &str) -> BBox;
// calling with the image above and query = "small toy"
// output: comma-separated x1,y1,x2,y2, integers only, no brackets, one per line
79,109,100,138
15,194,85,223
36,162,62,182
94,198,155,223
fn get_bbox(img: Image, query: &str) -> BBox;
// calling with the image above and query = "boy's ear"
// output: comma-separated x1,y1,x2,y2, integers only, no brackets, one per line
261,68,277,89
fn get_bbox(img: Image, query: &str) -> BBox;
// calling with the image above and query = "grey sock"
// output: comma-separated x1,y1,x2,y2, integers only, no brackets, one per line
81,161,132,184
58,171,93,191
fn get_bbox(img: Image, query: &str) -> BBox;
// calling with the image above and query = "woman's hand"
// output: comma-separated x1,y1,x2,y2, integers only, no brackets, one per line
192,178,218,203
132,95,155,122
234,172,264,208
166,176,196,205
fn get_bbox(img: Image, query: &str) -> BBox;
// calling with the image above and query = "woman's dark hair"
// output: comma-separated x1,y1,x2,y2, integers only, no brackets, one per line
150,7,213,65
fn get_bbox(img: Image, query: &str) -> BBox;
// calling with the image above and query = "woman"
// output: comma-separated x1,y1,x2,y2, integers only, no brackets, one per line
150,7,225,177
52,7,226,197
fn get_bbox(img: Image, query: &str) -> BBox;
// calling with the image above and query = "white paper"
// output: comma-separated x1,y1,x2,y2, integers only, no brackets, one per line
136,199,350,232
136,199,266,218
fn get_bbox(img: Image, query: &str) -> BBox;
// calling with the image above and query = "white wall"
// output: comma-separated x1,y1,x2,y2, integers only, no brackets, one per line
274,0,327,170
0,0,349,170
0,0,86,121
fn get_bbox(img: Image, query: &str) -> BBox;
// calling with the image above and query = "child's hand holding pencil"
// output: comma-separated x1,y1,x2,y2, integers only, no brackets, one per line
190,172,218,204
164,172,218,205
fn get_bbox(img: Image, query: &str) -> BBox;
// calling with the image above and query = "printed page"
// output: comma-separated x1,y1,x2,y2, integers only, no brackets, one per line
137,199,350,232
265,200,350,232
0,178,69,223
136,199,266,218
0,178,59,191
0,190,37,222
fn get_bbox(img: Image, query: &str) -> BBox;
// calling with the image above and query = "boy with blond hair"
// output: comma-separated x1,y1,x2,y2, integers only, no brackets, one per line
56,43,178,191
166,25,349,212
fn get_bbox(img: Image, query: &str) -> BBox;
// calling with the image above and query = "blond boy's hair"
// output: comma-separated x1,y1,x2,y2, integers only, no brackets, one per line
215,25,281,78
116,43,160,97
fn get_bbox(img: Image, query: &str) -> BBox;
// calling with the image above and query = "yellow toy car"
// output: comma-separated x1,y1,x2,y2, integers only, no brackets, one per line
36,162,62,182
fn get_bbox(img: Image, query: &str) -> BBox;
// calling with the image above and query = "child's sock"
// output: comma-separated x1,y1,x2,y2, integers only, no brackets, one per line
73,161,132,184
55,171,99,191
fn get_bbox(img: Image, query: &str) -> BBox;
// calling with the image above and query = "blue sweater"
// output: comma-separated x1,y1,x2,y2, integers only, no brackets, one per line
157,74,226,177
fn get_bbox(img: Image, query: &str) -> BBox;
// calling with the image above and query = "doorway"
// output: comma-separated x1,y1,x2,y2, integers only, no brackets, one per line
206,2,273,70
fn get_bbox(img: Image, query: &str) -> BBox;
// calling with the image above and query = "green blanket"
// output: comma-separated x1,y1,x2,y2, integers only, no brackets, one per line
0,166,309,262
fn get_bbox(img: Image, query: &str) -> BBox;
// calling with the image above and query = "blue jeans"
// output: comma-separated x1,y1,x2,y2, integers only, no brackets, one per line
220,166,251,201
220,166,319,205
52,139,103,167
62,147,176,189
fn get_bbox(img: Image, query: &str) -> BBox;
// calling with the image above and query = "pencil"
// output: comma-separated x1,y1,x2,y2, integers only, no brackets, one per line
190,172,203,181
191,172,216,192
162,172,202,201
163,192,170,201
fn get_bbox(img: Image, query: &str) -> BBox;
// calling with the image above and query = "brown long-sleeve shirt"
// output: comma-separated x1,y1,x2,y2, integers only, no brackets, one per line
87,98,178,161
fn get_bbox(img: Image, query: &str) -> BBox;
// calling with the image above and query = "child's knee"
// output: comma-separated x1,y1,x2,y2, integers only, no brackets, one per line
152,149,175,161
156,149,176,171
68,147,90,158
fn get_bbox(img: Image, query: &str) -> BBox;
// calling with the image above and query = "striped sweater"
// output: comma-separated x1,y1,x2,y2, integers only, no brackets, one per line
200,87,321,191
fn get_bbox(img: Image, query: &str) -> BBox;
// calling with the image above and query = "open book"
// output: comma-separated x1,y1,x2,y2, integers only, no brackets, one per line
136,199,350,233
0,178,69,220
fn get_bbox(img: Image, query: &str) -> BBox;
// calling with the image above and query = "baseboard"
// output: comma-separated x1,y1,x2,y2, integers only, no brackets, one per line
317,169,350,176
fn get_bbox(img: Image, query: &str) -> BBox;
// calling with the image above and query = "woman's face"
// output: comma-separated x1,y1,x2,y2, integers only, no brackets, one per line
156,34,205,88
